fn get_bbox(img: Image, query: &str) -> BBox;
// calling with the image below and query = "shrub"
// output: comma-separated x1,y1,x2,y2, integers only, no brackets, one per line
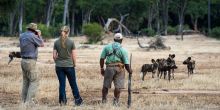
183,24,190,30
83,23,103,44
141,28,156,37
167,25,190,35
209,27,220,39
167,26,177,35
37,24,54,38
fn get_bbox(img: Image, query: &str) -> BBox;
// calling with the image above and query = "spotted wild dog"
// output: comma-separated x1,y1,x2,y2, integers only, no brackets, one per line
183,57,195,76
140,59,158,81
8,51,21,64
156,58,168,79
168,54,178,79
157,57,177,81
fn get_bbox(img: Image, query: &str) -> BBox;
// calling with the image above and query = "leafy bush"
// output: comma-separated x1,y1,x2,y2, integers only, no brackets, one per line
209,27,220,39
167,25,190,35
83,23,103,44
22,23,58,38
141,28,156,37
183,24,190,30
37,24,54,38
167,26,177,35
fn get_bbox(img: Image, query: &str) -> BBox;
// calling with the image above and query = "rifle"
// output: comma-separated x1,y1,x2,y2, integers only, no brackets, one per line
127,53,132,108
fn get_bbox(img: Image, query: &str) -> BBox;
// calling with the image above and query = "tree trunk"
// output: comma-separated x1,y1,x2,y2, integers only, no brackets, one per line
194,18,198,32
177,0,187,40
88,10,93,23
63,0,69,25
208,0,211,34
163,0,169,35
9,11,16,35
19,0,24,34
147,7,153,29
46,0,55,27
70,9,75,35
156,0,160,35
66,7,70,26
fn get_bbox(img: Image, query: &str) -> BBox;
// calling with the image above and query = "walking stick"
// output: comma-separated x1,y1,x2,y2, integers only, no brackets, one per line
127,53,132,108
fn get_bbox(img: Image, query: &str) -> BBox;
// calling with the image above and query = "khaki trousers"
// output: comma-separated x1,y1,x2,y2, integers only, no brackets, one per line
21,59,39,103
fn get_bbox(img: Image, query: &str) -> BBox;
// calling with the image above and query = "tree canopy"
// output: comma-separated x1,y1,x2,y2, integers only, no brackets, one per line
0,0,220,37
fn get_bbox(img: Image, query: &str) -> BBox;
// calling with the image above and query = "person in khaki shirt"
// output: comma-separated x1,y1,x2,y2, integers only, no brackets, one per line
100,33,132,105
53,26,83,106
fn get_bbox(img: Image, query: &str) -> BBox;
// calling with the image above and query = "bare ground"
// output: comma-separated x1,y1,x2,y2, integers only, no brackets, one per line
0,34,220,110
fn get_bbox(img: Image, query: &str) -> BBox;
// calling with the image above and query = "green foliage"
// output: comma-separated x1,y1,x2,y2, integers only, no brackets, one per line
186,0,207,19
83,23,103,44
168,25,190,35
141,28,156,37
209,27,220,39
37,24,55,38
182,25,190,30
167,26,177,35
1,0,220,36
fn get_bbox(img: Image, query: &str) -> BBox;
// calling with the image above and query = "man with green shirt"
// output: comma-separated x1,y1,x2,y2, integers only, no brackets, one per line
100,33,132,105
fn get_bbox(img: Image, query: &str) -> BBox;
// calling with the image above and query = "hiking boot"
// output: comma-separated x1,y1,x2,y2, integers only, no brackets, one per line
75,97,83,106
113,98,119,106
102,98,107,104
59,99,67,106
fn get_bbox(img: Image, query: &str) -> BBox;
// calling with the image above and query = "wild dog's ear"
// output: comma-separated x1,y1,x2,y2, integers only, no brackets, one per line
188,57,191,60
169,54,171,57
156,59,161,62
151,59,155,63
172,54,175,58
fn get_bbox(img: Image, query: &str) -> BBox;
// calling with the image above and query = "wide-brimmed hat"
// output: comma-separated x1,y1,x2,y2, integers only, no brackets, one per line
114,33,123,40
60,26,70,32
26,23,38,30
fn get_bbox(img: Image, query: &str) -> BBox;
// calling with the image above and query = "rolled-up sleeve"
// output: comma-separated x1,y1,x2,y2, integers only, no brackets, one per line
31,34,44,47
100,47,107,59
122,49,129,64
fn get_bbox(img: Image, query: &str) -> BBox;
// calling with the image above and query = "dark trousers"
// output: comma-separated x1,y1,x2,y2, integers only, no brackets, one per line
55,67,82,105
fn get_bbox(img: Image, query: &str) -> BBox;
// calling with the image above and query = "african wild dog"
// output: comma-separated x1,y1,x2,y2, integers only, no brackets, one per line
8,51,21,64
156,58,168,79
140,59,158,81
183,57,195,76
156,56,177,81
168,54,178,79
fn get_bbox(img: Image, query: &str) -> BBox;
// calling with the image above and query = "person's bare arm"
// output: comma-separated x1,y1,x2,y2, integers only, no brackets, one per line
71,49,76,67
100,58,105,76
125,64,132,74
53,50,58,61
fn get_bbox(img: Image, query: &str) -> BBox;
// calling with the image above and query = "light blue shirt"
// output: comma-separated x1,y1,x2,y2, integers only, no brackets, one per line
19,31,43,58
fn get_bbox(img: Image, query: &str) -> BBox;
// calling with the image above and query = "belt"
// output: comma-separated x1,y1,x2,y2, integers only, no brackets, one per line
107,62,124,67
22,57,37,60
107,65,120,67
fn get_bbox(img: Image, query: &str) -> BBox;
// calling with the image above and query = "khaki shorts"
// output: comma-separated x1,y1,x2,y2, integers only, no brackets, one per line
103,66,125,89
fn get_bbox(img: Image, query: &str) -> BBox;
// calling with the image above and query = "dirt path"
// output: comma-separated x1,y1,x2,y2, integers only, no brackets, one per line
131,89,220,95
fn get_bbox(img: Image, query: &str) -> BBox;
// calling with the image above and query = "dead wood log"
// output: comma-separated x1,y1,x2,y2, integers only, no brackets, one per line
137,36,170,50
104,18,131,34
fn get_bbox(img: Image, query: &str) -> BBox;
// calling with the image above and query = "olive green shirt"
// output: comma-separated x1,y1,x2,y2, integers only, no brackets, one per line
53,38,75,67
100,42,129,65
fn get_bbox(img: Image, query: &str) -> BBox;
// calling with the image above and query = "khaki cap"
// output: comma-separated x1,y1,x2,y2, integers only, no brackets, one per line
60,26,70,32
26,23,37,30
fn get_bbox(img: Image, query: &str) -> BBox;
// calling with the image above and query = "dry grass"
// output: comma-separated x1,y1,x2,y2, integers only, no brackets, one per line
0,35,220,110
